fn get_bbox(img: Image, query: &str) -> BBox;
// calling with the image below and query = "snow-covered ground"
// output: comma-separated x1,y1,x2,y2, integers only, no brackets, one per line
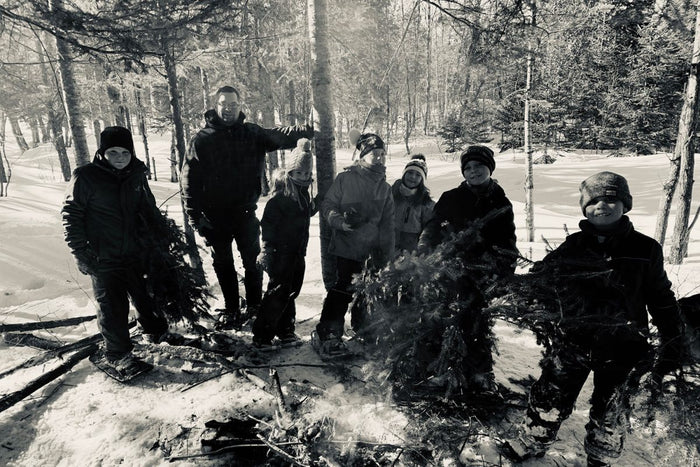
0,133,698,466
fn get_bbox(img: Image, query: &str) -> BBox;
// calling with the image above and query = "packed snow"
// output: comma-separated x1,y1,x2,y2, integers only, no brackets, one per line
0,133,698,466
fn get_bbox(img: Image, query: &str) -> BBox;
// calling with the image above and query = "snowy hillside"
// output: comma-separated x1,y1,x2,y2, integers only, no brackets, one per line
0,135,698,466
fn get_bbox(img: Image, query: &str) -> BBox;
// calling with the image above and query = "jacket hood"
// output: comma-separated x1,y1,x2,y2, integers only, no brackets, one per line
204,109,246,129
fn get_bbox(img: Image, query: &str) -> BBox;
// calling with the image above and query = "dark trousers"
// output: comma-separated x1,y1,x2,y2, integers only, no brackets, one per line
316,256,364,340
253,254,305,342
457,288,494,377
525,344,640,464
208,212,262,312
91,266,168,359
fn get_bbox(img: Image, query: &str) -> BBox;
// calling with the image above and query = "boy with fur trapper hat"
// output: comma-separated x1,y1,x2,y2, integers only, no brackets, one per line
392,154,435,253
252,139,318,348
418,144,517,392
502,171,684,466
313,130,395,355
62,126,169,378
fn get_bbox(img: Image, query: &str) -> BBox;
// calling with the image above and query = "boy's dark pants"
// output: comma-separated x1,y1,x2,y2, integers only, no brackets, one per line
525,343,641,463
316,257,363,340
253,254,305,342
207,212,262,313
91,266,168,360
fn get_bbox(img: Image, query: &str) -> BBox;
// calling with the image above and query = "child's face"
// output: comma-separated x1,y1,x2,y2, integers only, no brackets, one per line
289,169,312,184
104,146,132,170
364,148,386,166
584,198,625,229
402,170,423,189
462,161,491,186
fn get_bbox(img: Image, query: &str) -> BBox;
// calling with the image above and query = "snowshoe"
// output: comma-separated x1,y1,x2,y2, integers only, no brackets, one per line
311,331,354,361
252,337,280,352
90,349,152,383
277,333,304,349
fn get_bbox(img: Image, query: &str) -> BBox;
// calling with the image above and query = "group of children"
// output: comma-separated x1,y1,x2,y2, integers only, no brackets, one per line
62,126,685,467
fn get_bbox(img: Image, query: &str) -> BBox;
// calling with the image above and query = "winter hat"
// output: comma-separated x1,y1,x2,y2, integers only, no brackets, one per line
349,129,385,159
460,145,495,174
579,171,633,215
403,154,428,181
98,126,135,156
289,138,313,173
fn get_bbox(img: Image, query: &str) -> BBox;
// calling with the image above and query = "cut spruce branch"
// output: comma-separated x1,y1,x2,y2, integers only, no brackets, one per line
0,314,95,332
0,344,98,414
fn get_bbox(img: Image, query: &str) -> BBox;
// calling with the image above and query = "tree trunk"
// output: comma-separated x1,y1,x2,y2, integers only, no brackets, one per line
29,117,40,148
655,152,681,245
0,112,7,195
135,87,151,178
49,109,72,181
52,0,90,168
162,43,204,274
669,0,700,264
423,4,432,135
9,117,30,152
308,0,337,290
523,1,536,243
259,60,279,181
288,80,297,125
199,66,210,111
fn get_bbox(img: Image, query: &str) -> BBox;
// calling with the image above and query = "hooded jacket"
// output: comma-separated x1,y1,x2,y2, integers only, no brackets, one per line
419,179,517,274
391,180,435,252
62,155,158,269
536,216,683,362
180,110,313,228
322,162,395,263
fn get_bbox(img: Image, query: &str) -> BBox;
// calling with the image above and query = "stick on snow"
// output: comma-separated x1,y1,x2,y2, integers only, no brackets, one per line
0,315,95,333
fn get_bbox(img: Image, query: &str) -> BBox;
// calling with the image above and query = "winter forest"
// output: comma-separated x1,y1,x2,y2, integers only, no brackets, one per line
1,0,700,466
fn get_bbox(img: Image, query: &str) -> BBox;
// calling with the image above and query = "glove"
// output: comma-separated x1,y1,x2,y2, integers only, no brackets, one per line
257,248,274,272
343,208,364,229
654,338,683,377
74,248,98,276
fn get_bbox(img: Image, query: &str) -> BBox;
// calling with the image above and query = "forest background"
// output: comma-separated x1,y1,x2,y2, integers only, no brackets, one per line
0,0,698,266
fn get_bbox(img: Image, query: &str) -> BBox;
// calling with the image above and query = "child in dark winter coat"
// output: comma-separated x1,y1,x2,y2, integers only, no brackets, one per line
252,139,318,347
392,154,435,253
503,172,684,467
314,131,395,354
418,145,517,392
62,126,169,377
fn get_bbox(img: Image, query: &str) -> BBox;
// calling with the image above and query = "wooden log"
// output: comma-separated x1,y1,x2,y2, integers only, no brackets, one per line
0,344,98,414
3,332,63,350
0,321,135,380
0,315,95,333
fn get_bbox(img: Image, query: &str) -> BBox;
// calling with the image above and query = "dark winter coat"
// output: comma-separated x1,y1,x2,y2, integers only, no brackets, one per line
322,162,395,263
419,179,517,274
537,216,683,363
261,182,317,256
391,180,435,252
180,110,314,229
62,155,158,270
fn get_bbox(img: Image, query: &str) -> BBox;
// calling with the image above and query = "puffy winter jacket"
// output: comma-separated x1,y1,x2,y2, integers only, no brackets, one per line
261,182,317,256
537,216,683,362
62,155,158,270
181,110,313,228
391,180,435,252
322,163,395,263
419,179,517,274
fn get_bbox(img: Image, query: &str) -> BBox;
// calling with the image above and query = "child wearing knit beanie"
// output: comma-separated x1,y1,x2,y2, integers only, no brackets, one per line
392,154,435,253
502,171,684,465
253,138,319,348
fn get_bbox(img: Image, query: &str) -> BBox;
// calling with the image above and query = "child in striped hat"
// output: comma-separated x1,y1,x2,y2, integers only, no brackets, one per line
391,154,435,252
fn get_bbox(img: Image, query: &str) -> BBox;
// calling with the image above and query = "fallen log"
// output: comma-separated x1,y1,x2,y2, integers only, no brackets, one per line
0,344,98,414
0,315,95,333
0,321,135,380
3,332,63,350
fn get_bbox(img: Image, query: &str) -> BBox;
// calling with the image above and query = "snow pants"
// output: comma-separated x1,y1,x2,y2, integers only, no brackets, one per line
207,210,262,313
316,256,364,340
91,266,168,359
524,343,641,465
253,253,305,342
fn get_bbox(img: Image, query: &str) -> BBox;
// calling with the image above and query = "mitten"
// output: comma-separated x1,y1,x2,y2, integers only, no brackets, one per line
195,215,215,238
654,337,683,377
74,248,98,276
